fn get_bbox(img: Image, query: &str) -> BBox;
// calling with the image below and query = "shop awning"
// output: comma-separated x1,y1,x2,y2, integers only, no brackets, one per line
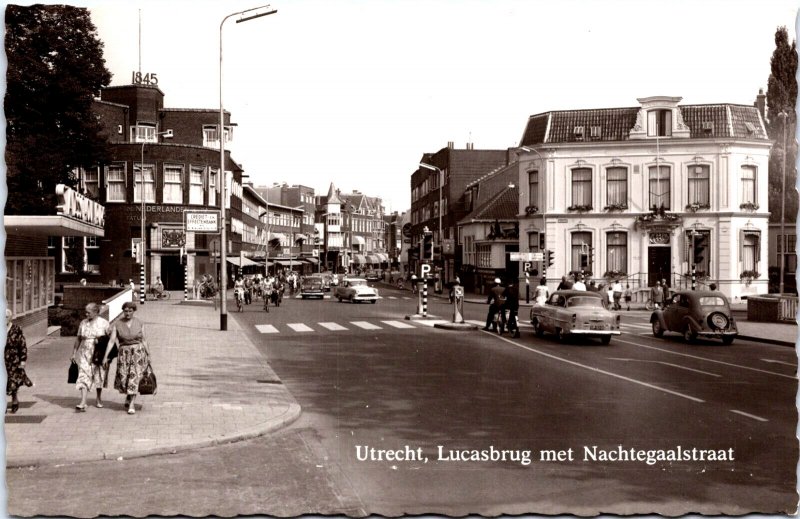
268,233,288,246
352,236,365,245
376,253,389,262
353,254,367,264
304,257,319,264
227,257,259,267
366,255,379,264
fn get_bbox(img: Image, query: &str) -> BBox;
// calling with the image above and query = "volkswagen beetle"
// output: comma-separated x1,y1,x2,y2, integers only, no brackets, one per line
650,290,737,344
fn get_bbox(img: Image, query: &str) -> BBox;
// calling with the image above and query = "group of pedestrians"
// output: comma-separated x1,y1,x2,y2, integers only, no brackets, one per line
482,278,521,338
554,274,633,310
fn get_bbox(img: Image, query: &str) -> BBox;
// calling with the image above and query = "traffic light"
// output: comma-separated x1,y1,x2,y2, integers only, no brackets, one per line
545,249,555,268
180,246,187,266
423,232,433,261
580,254,589,269
693,234,707,265
432,245,441,262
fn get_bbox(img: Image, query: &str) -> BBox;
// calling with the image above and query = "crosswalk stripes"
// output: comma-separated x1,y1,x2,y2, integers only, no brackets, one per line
255,324,279,334
287,323,314,332
381,320,416,329
318,322,348,331
351,321,382,330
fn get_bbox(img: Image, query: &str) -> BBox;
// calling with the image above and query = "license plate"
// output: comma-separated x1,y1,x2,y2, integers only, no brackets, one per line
590,324,604,330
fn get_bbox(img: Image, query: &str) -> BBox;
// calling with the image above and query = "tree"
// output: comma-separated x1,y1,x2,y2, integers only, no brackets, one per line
5,5,112,215
766,26,798,223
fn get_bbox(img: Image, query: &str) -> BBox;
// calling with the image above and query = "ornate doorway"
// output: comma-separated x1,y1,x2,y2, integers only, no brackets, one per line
648,232,671,287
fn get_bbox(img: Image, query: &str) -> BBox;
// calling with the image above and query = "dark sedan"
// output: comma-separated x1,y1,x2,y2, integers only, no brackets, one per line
650,290,737,344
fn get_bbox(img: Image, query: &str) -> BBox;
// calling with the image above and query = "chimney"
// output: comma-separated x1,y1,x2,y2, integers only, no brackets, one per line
447,141,454,149
466,142,473,150
755,88,767,120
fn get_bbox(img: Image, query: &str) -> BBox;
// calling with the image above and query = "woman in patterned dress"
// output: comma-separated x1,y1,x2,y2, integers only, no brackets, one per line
6,308,32,414
110,301,150,414
71,303,110,411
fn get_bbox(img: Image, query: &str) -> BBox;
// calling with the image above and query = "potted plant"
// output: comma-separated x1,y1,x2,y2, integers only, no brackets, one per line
567,204,593,213
603,203,628,212
685,202,710,212
525,205,539,215
739,202,759,211
740,270,760,285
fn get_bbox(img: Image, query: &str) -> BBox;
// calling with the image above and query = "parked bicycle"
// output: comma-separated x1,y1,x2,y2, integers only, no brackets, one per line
147,286,171,301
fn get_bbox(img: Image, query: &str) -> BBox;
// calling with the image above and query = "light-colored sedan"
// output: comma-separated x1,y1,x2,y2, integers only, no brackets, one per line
529,290,621,344
334,278,379,304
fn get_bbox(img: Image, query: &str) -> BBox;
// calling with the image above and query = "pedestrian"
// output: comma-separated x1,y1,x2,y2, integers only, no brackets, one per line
483,278,506,332
5,309,32,414
661,278,670,306
557,275,573,291
573,275,587,291
109,301,150,414
534,277,550,305
651,281,664,308
606,284,615,309
72,303,111,411
411,274,418,294
504,281,521,338
624,284,632,311
588,280,598,292
612,279,624,310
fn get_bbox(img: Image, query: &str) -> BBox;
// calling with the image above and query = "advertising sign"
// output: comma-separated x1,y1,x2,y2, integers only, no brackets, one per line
184,210,220,233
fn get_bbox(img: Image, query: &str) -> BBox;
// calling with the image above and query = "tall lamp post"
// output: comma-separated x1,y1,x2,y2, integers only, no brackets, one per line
219,4,277,330
418,162,444,290
778,111,789,295
138,129,173,305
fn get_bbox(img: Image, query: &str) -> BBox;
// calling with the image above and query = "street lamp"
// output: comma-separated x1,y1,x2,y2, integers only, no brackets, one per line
138,128,173,305
219,4,277,331
419,162,444,289
778,111,789,295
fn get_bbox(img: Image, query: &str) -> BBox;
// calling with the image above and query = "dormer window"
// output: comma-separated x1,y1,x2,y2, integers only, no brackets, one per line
573,126,585,140
647,109,672,137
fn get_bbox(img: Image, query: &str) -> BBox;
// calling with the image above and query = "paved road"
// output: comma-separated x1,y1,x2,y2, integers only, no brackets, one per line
235,285,798,515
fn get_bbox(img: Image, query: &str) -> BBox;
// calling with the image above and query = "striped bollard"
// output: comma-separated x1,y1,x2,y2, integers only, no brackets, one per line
422,278,428,318
140,264,145,305
184,263,188,301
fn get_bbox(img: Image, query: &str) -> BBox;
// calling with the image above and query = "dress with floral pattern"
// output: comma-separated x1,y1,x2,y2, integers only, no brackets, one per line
6,323,32,395
75,317,110,391
113,317,148,395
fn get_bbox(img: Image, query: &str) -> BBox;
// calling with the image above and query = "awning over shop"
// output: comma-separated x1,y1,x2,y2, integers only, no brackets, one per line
226,257,259,267
304,257,319,264
375,253,389,262
268,233,288,246
366,255,379,264
353,254,367,264
352,236,365,245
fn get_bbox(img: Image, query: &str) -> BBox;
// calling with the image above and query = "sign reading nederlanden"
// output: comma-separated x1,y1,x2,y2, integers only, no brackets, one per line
184,210,220,233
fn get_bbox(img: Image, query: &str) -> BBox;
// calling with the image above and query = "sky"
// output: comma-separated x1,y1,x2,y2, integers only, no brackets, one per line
53,1,800,212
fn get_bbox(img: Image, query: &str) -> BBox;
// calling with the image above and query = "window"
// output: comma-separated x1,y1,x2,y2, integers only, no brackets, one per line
209,169,218,206
648,165,671,210
134,164,155,203
203,125,232,148
647,109,672,137
741,231,760,273
606,167,627,207
131,124,156,143
477,244,492,268
606,232,627,274
85,236,100,274
528,170,539,209
81,167,100,199
741,166,757,205
787,235,797,273
190,167,204,205
106,163,126,202
687,165,710,207
163,165,183,204
571,232,592,273
687,230,711,276
571,168,592,207
527,231,540,252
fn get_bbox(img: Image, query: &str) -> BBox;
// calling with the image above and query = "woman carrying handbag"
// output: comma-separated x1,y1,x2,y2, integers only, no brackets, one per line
109,302,153,414
71,303,111,411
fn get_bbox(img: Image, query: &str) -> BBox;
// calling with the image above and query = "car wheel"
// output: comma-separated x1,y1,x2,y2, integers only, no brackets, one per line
652,320,664,338
532,319,544,337
370,300,377,304
555,328,564,342
338,296,343,302
600,335,611,345
683,327,696,343
721,336,735,345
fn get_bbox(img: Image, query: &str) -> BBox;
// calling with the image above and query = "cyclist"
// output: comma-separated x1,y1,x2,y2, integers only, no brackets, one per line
483,278,506,333
233,277,245,310
243,276,253,305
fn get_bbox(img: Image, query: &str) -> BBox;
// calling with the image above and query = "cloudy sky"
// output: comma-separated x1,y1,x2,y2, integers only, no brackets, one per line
75,1,799,211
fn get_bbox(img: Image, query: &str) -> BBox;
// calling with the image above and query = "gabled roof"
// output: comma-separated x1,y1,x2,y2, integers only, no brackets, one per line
460,185,519,223
326,183,342,205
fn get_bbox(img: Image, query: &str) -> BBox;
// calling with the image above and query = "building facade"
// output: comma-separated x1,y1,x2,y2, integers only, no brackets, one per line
516,95,771,300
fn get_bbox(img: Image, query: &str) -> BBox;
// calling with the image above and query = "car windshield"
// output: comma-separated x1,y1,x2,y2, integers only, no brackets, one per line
698,296,726,307
566,297,603,308
349,279,367,286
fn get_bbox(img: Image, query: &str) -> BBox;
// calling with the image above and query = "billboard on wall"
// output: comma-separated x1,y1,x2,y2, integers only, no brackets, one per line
184,210,221,233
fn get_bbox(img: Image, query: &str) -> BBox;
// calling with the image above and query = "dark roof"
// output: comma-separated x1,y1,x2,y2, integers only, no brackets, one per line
521,104,768,145
462,185,519,222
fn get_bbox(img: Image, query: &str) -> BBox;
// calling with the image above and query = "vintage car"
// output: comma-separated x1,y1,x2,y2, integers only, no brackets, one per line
364,270,381,281
334,277,379,303
300,275,325,299
529,290,621,344
650,290,737,344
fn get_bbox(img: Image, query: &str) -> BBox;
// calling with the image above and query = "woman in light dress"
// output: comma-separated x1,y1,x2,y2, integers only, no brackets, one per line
71,303,110,411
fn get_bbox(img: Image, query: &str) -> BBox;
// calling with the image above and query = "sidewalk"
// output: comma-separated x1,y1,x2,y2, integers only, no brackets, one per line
5,298,301,468
404,284,798,347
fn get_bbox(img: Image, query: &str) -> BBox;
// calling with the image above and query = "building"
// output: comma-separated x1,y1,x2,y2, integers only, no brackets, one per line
516,95,771,300
54,84,245,291
338,190,388,272
457,162,520,293
410,143,509,282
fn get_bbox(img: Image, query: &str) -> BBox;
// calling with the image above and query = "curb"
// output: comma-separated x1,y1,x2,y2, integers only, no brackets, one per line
433,322,479,331
737,335,796,347
6,403,302,470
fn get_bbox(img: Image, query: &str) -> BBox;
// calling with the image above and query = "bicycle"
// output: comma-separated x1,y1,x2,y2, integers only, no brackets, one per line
234,288,244,312
147,287,170,301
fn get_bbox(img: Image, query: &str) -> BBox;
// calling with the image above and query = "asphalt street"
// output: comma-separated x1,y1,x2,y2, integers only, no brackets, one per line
234,284,798,515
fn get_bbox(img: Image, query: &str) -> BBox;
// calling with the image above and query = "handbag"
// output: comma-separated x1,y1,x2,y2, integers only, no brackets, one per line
91,335,112,365
68,361,79,384
138,363,157,395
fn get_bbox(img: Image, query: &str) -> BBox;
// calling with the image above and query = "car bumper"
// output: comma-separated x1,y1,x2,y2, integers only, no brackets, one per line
352,295,378,301
568,329,621,336
301,291,324,298
696,330,737,338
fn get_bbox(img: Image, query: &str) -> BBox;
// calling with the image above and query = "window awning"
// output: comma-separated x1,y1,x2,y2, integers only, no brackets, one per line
353,254,367,264
376,253,389,262
366,255,379,264
227,257,260,267
352,236,365,245
268,233,288,246
304,257,319,264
